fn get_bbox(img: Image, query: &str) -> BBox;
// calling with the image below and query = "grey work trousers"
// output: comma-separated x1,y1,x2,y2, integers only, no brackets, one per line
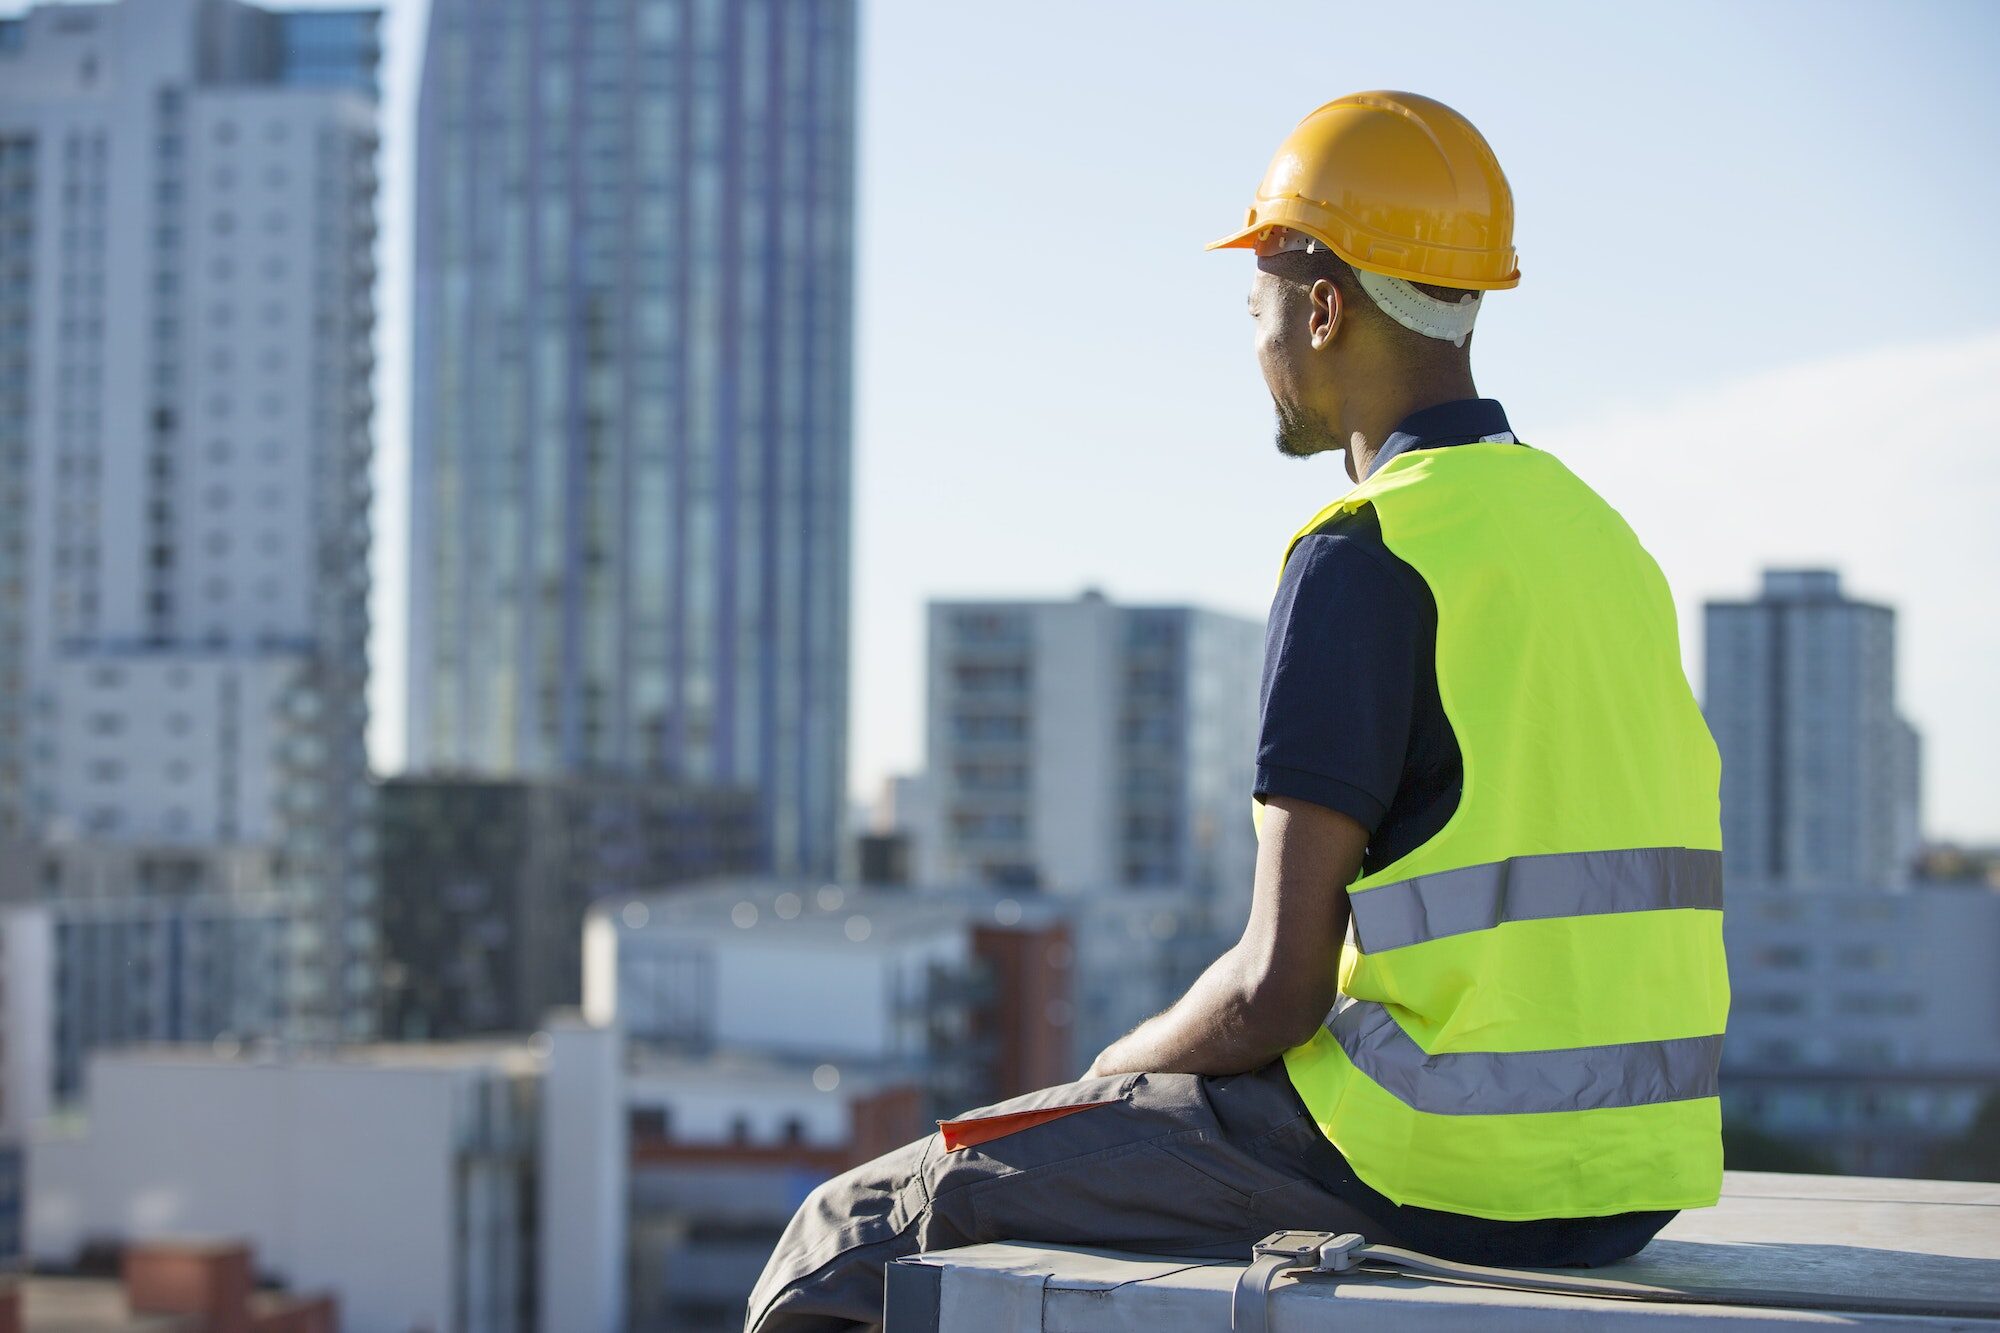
745,1060,1670,1331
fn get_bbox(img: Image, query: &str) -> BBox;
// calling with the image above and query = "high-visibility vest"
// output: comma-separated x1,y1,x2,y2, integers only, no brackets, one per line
1262,442,1728,1221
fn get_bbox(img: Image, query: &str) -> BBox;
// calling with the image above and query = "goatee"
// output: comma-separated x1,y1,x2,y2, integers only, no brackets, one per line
1272,400,1330,459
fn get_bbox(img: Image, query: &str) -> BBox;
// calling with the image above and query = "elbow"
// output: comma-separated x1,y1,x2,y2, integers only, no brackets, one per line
1236,971,1336,1055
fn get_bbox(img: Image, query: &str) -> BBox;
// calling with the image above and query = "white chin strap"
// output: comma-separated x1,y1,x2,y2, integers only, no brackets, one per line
1354,268,1481,348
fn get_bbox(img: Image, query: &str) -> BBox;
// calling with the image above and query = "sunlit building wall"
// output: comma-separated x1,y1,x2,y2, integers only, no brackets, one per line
1705,569,1922,888
923,592,1263,914
0,0,381,1040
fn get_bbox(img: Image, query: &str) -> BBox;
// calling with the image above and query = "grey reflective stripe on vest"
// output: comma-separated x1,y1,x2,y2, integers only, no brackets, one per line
1348,847,1722,954
1328,999,1723,1116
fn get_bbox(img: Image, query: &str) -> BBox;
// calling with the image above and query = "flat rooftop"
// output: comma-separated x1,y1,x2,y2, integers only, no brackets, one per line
890,1171,2000,1330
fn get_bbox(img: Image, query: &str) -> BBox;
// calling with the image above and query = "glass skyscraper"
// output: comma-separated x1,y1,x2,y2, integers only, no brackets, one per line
410,0,858,877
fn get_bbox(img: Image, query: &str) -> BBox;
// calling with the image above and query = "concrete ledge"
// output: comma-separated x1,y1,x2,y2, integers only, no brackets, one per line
889,1172,2000,1331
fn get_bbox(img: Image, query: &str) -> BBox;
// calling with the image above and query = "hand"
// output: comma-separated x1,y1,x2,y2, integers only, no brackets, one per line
1083,1043,1126,1081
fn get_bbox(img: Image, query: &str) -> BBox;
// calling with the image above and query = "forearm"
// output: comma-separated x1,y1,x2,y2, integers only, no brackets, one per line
1086,944,1308,1078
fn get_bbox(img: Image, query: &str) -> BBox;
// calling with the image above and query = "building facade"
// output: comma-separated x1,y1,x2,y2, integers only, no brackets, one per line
408,0,859,879
1705,569,1922,888
28,1019,624,1333
583,880,1076,1118
922,591,1263,910
624,1055,923,1332
1723,880,2000,1177
0,0,381,1039
376,776,764,1039
0,894,295,1130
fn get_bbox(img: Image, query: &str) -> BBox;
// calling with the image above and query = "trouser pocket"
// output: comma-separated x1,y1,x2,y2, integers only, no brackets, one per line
939,1097,1123,1152
963,1127,1267,1253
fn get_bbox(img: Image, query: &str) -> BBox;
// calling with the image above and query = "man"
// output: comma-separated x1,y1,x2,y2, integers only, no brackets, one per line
747,91,1727,1333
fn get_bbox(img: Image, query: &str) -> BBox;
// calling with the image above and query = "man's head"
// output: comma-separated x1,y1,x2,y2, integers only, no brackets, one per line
1247,235,1482,464
1207,92,1519,476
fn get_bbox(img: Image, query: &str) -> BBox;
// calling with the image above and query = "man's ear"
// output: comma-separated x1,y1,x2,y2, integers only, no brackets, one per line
1308,277,1343,350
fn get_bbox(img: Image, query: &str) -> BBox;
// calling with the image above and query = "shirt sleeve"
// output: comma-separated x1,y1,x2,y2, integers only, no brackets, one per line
1253,526,1420,833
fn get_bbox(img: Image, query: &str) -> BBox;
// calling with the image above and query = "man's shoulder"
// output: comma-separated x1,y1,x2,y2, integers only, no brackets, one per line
1281,503,1426,610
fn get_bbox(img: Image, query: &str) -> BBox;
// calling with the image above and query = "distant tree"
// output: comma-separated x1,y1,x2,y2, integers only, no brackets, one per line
1919,1093,2000,1182
1721,1119,1841,1175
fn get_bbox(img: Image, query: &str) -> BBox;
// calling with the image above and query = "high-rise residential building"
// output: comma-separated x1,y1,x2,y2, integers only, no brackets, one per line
408,0,859,879
922,591,1264,910
1704,570,1922,888
0,1,382,1040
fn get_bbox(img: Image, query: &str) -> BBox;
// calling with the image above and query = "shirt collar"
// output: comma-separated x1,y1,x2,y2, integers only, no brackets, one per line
1366,398,1515,479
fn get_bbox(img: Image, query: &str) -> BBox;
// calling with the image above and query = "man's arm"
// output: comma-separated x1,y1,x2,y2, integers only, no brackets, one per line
1084,794,1365,1078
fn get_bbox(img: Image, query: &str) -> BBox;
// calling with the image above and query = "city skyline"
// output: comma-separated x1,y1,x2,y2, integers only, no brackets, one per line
3,0,1992,842
361,0,1996,841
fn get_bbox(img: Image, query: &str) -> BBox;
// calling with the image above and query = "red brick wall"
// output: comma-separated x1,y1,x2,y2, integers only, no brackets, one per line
847,1083,926,1162
972,922,1075,1098
123,1242,253,1333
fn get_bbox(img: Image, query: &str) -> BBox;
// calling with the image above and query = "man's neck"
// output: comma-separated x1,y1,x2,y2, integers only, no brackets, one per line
1339,375,1480,482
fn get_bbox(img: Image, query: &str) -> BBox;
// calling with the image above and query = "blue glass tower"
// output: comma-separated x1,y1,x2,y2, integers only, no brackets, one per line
410,0,857,877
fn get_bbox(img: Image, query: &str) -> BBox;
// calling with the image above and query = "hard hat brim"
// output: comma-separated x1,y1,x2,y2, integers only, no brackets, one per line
1203,222,1264,252
1207,216,1519,289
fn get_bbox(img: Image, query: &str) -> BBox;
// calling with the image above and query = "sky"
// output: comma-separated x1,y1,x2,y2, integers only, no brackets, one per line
20,0,1994,839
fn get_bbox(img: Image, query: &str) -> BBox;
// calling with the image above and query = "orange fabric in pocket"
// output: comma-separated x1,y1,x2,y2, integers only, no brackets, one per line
937,1099,1119,1153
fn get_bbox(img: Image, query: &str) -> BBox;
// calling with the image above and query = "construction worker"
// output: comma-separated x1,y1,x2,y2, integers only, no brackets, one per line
747,91,1727,1332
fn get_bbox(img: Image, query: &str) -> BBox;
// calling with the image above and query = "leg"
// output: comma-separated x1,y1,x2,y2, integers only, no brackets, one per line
746,1066,1374,1332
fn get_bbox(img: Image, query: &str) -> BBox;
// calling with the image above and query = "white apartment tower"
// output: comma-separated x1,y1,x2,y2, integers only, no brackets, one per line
1704,569,1922,889
0,0,381,1039
923,591,1263,910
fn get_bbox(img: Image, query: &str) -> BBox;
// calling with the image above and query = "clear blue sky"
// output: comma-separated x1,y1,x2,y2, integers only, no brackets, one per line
20,0,1996,838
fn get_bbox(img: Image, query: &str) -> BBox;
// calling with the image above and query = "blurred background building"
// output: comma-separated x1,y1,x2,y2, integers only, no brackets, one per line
405,0,859,879
26,1017,621,1333
583,879,1071,1329
1705,569,1922,889
1706,567,1999,1179
0,0,381,1059
920,590,1262,920
0,895,295,1133
375,774,763,1039
1723,881,2000,1176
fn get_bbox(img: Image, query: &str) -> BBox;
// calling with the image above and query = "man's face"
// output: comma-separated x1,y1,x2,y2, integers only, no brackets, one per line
1249,268,1341,460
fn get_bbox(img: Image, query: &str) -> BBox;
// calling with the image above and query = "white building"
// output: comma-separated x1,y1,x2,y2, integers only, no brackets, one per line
1704,570,1922,888
586,881,980,1075
27,1017,625,1333
922,591,1263,911
0,0,380,1039
1722,880,2000,1176
624,1053,922,1330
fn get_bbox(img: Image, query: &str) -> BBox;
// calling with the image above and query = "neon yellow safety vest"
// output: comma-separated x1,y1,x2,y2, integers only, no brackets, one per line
1257,442,1728,1221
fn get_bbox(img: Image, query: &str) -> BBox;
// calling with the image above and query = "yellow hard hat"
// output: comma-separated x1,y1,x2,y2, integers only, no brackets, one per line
1208,91,1519,290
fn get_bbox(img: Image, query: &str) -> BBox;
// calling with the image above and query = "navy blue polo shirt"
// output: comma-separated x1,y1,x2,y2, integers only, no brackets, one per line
1255,399,1677,1245
1254,398,1518,875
